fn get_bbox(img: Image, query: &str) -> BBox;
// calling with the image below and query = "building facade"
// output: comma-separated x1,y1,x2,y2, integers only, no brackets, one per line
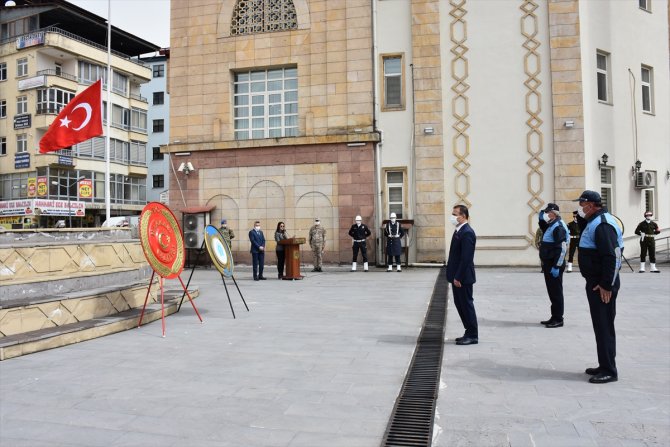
0,0,159,228
139,52,170,204
170,0,668,265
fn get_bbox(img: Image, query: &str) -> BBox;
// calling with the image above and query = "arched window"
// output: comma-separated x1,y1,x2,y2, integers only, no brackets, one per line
231,0,298,36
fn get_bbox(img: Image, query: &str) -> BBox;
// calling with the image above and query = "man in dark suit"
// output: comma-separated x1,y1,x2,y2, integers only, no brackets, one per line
446,204,478,345
249,220,267,281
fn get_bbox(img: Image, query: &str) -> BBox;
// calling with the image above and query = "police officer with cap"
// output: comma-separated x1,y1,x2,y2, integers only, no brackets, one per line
348,215,371,271
538,203,569,328
574,190,623,384
634,211,661,273
219,218,235,247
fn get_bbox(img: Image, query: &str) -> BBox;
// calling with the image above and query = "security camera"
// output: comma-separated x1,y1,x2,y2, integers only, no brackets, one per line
186,162,195,172
177,162,185,172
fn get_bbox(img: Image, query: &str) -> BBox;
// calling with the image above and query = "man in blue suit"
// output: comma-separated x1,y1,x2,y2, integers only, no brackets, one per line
446,204,478,345
249,220,267,281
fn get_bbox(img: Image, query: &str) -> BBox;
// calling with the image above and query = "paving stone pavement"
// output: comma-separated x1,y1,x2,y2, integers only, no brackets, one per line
0,265,668,447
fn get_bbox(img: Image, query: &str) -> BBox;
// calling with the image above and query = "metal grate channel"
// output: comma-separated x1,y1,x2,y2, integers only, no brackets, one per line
381,267,448,447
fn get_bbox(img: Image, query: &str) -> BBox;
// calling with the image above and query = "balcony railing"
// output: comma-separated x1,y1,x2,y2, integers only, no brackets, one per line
36,69,77,82
130,93,148,103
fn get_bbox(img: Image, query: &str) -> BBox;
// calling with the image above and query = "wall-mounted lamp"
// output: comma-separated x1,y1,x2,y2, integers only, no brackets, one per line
177,161,195,175
174,152,191,157
666,170,670,181
423,127,434,135
598,153,609,168
631,159,642,178
564,120,575,128
346,142,365,147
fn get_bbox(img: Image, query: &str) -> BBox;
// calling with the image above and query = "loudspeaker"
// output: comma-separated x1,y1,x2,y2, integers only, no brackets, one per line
183,213,208,249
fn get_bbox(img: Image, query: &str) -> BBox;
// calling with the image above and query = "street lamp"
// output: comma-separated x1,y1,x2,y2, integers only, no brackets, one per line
52,175,85,228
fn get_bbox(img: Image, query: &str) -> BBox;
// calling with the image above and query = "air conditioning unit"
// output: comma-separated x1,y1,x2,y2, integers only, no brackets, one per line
635,171,656,188
182,213,208,249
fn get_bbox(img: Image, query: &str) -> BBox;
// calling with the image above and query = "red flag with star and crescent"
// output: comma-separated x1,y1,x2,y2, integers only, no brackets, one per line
39,79,103,153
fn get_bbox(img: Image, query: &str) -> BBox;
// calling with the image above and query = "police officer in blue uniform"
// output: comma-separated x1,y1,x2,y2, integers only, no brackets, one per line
574,190,623,384
538,203,569,328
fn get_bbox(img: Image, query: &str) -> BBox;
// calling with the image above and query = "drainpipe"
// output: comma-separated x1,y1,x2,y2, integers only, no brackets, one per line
372,0,383,265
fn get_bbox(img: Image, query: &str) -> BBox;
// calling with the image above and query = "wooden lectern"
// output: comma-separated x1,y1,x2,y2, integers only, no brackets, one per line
279,237,306,280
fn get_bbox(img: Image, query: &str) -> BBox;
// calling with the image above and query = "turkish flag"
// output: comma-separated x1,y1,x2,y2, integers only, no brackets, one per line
39,80,103,153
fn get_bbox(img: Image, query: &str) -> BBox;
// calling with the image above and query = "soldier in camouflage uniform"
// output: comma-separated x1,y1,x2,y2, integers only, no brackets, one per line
219,219,235,247
309,218,326,272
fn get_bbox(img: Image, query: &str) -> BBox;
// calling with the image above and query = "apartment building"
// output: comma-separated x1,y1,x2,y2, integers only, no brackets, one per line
139,51,170,204
170,0,668,265
0,0,159,228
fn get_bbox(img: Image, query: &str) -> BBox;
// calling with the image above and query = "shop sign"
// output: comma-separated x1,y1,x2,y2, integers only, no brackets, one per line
15,153,30,169
79,179,93,198
27,178,37,197
37,177,48,196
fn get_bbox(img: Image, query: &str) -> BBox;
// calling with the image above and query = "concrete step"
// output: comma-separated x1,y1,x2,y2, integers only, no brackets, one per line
0,287,199,361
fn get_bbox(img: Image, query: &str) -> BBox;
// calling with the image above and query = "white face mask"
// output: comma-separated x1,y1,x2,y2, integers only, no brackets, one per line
356,221,361,226
577,206,586,218
390,218,396,223
542,213,551,223
450,215,459,226
645,217,652,222
254,226,260,231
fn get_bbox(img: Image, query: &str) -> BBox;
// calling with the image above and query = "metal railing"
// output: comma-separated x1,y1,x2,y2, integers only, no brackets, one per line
130,93,148,103
656,236,670,263
36,69,77,82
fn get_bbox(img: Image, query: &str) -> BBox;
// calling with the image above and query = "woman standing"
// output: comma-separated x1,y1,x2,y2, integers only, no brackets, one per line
275,221,288,279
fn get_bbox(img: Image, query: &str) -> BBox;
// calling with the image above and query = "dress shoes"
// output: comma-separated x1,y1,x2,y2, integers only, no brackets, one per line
540,319,552,325
589,373,618,384
254,278,259,281
456,337,478,345
454,336,465,342
584,367,600,375
259,276,267,280
544,320,564,328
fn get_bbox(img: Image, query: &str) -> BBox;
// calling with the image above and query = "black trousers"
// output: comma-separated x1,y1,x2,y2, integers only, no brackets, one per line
640,239,656,262
568,239,578,263
276,250,285,277
352,242,368,262
452,282,478,338
542,264,565,321
585,278,619,377
252,251,264,279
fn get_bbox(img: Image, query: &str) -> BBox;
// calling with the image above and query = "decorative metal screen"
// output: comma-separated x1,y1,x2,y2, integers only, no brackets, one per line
231,0,298,36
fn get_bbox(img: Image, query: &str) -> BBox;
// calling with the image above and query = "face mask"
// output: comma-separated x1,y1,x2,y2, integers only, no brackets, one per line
542,213,551,223
577,206,586,218
356,221,361,226
450,215,459,226
645,217,652,222
390,218,396,224
222,224,227,228
254,226,260,231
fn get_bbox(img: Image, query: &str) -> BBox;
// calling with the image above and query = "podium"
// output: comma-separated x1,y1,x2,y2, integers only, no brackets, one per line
279,237,306,280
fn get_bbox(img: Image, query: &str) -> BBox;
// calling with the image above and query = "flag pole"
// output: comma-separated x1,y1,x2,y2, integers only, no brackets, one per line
105,0,112,222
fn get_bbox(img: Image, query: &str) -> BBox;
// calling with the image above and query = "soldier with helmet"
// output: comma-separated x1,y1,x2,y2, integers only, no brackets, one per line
384,212,405,272
219,218,235,248
566,210,581,272
634,211,661,273
348,215,371,271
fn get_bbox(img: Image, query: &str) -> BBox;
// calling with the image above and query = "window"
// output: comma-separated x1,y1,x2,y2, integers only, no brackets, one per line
382,55,404,110
153,175,164,188
643,188,656,217
153,119,164,133
233,67,298,140
16,96,28,115
153,64,164,78
0,63,6,81
153,91,164,105
152,146,164,160
17,58,28,77
0,99,6,118
641,65,654,113
639,0,651,11
0,137,6,155
0,16,38,40
112,104,130,129
16,134,28,153
600,167,614,212
130,108,147,132
129,141,147,165
386,170,405,219
112,71,128,95
36,88,75,114
231,0,298,36
596,51,611,103
78,61,107,86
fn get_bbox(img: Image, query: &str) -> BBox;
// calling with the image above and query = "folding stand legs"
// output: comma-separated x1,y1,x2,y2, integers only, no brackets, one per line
177,240,206,312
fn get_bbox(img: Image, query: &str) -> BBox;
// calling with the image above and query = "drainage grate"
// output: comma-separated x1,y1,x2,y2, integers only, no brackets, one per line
381,267,448,447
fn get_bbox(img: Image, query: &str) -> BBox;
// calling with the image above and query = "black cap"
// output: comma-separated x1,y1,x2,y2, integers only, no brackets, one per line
543,203,559,213
573,190,602,204
572,211,578,216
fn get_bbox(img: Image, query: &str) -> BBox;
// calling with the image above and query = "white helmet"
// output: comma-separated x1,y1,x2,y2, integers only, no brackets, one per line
390,213,397,219
355,215,362,221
